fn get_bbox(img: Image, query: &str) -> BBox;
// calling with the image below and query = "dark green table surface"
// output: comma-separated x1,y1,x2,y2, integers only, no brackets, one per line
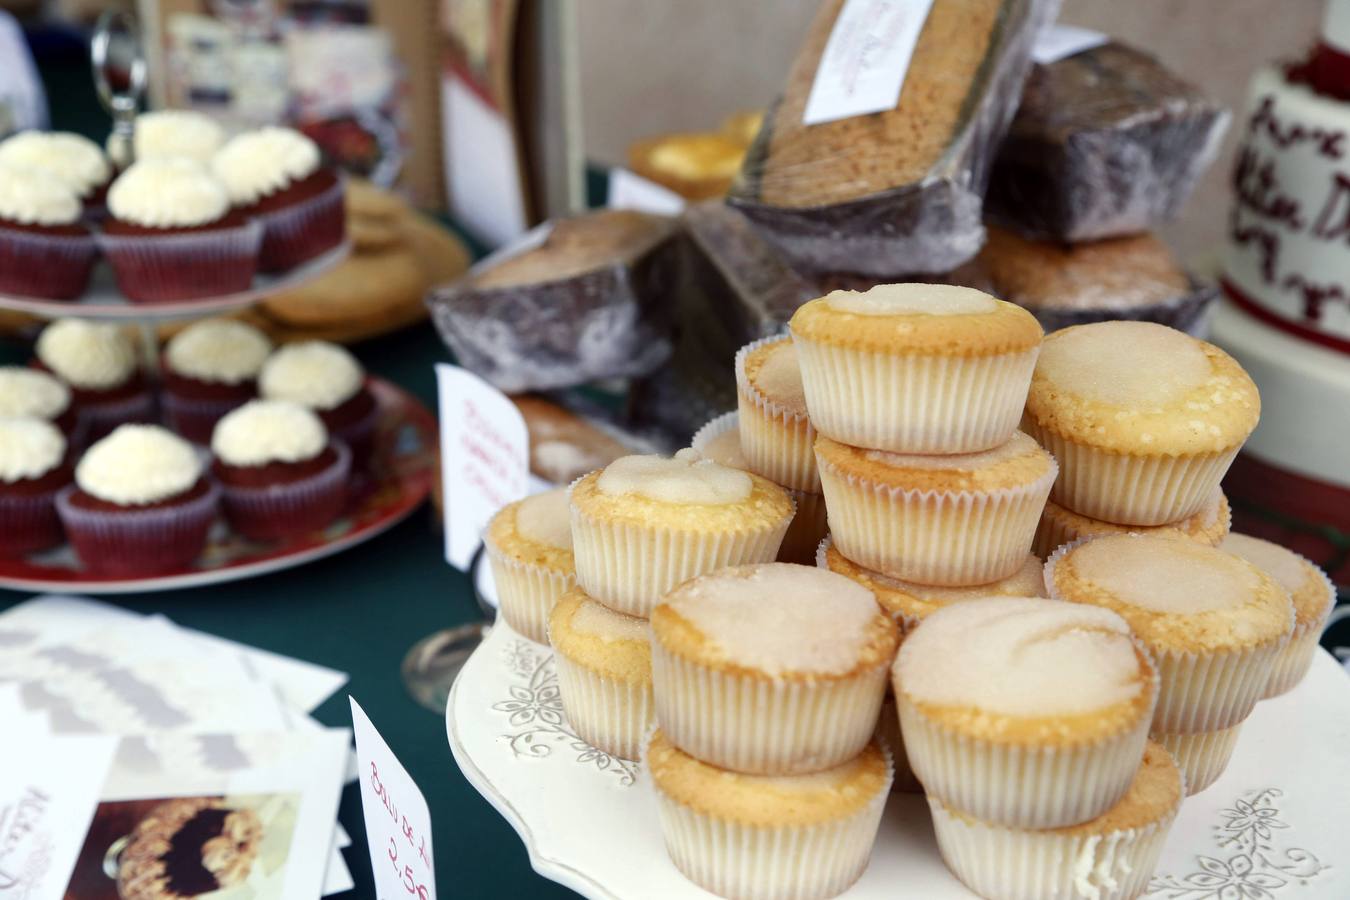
0,324,578,900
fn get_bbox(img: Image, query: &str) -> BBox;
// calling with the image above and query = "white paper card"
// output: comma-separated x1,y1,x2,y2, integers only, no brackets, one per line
802,0,936,126
436,363,529,571
350,698,436,900
443,73,529,248
1032,24,1108,64
608,168,686,215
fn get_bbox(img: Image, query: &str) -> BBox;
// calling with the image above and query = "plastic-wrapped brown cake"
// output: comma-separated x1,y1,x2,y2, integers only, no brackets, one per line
115,798,262,899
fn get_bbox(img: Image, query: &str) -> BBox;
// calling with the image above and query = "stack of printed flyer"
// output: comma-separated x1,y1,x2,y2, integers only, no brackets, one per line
0,595,354,898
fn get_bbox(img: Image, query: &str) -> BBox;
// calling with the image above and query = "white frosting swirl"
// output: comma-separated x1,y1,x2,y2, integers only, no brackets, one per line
259,341,363,410
107,157,230,228
0,367,70,419
211,400,328,467
0,131,110,197
0,164,82,226
75,424,201,505
0,417,66,483
36,319,137,390
166,319,272,384
212,127,321,205
131,110,226,162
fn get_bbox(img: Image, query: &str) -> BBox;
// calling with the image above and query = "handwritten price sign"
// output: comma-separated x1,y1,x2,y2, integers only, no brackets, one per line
351,698,437,900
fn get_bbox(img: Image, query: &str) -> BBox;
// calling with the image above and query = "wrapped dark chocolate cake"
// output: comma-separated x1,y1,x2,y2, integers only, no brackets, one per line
727,0,1044,277
426,210,680,393
986,41,1229,242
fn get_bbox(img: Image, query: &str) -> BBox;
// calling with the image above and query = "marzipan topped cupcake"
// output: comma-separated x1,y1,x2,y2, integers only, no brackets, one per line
1035,489,1231,558
818,430,1054,493
735,335,818,491
486,488,575,644
550,588,649,683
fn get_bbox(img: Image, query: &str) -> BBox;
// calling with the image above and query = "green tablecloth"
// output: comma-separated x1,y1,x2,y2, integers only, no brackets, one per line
0,324,578,900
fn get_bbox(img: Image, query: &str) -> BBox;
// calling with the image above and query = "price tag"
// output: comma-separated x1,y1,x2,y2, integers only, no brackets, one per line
350,698,436,900
435,363,530,571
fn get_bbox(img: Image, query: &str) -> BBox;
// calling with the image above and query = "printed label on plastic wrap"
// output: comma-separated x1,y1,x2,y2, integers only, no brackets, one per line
1031,24,1108,64
802,0,936,126
608,168,686,215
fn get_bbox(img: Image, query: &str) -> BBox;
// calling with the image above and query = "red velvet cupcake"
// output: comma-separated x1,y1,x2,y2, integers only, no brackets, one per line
212,127,345,272
34,318,154,441
162,318,273,444
0,418,71,557
0,130,112,214
258,341,378,467
0,367,81,442
210,400,350,541
99,157,260,303
56,424,219,575
0,163,97,300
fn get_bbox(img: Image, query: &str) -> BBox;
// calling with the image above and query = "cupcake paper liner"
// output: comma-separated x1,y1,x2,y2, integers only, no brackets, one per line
1154,724,1242,796
0,228,98,300
653,742,892,900
56,482,220,576
1265,618,1330,699
328,397,380,470
651,638,889,775
553,651,652,761
162,391,252,445
778,490,828,566
78,390,157,443
0,485,66,557
690,411,740,460
876,692,921,793
792,338,1038,454
484,537,574,645
98,219,262,303
254,177,346,273
1024,419,1239,526
219,442,350,542
1032,492,1232,559
817,451,1057,586
928,792,1177,900
735,336,819,492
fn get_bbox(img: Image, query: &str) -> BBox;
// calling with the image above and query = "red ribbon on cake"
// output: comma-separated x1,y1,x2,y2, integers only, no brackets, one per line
1221,278,1350,356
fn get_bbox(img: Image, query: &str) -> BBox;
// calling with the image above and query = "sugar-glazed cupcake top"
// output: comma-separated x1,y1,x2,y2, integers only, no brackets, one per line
211,400,327,467
1048,534,1294,653
76,424,201,505
654,562,898,678
0,164,82,226
1221,533,1335,628
212,127,322,205
36,319,137,390
598,451,751,504
0,131,110,198
166,319,272,385
1026,321,1260,455
0,417,66,483
548,589,649,683
690,413,746,470
816,430,1055,493
259,341,363,410
0,367,70,420
789,283,1043,356
487,487,574,574
739,337,807,418
131,110,227,162
107,157,230,229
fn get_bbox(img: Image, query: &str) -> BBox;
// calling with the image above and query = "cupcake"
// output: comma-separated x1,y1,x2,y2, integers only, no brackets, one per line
0,367,79,440
258,341,378,466
895,596,1157,829
128,110,227,162
0,417,71,557
649,730,891,900
569,453,793,617
788,284,1043,453
1023,321,1259,525
100,157,260,303
56,424,219,575
734,335,818,492
34,319,154,439
1046,534,1294,791
1221,533,1336,698
0,130,112,208
162,319,273,443
689,410,746,470
210,400,349,541
929,741,1183,900
547,588,652,760
1035,489,1231,559
651,563,898,774
212,127,345,271
0,164,97,299
816,430,1057,586
484,488,576,644
1153,724,1243,796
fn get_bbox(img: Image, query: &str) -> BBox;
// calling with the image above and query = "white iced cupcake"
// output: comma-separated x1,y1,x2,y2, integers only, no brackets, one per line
895,596,1157,829
734,335,818,491
484,488,575,644
0,130,110,200
35,319,152,439
0,368,75,436
651,562,898,775
259,341,377,464
129,110,227,162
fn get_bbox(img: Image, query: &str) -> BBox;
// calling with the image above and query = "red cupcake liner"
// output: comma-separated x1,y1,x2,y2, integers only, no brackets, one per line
328,400,379,470
255,177,345,273
55,482,220,575
162,390,252,445
0,485,67,557
0,228,98,300
97,219,262,303
219,441,350,541
77,390,157,443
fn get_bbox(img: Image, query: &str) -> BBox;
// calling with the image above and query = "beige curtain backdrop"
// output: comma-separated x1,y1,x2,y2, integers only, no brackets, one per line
577,0,1322,263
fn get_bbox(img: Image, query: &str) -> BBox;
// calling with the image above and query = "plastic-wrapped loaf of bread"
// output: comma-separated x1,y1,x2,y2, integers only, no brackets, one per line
986,41,1229,241
427,210,681,392
727,0,1046,276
